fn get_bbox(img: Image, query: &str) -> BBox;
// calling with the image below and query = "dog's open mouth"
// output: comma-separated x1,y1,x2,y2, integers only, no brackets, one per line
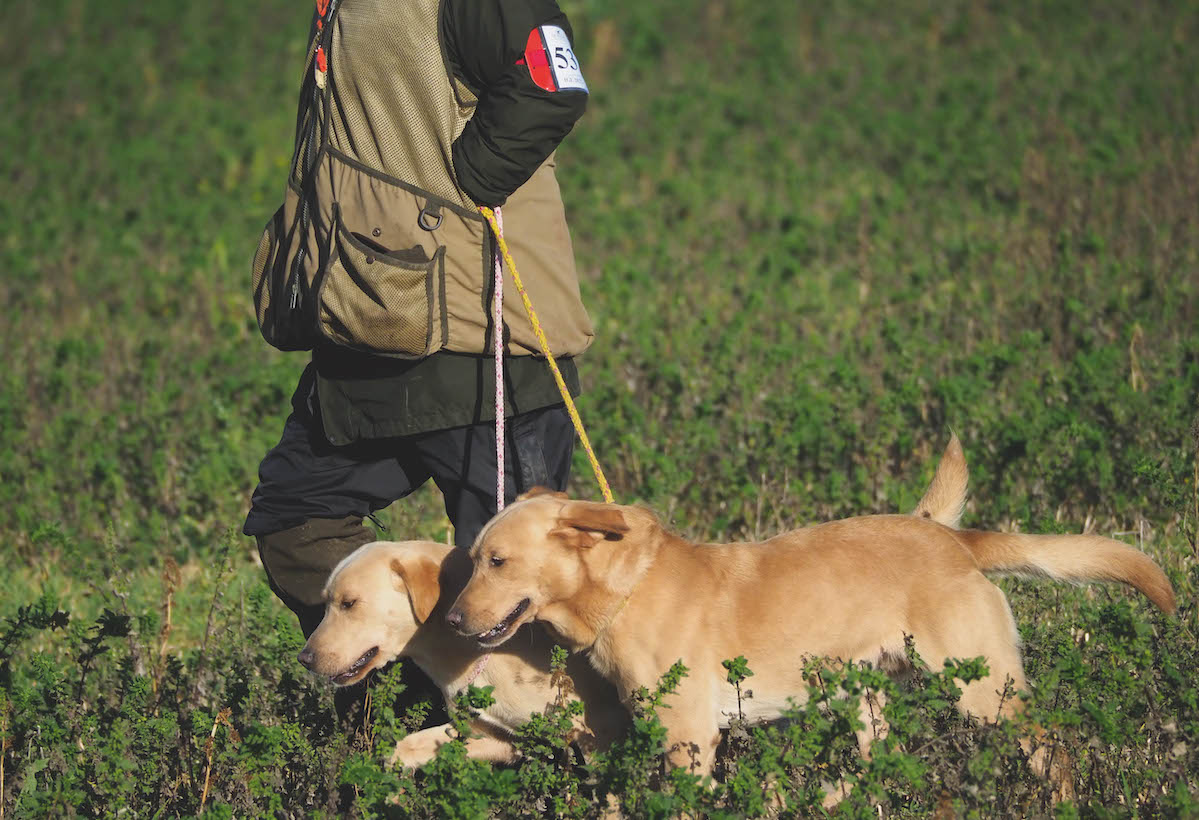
476,599,531,647
330,646,379,685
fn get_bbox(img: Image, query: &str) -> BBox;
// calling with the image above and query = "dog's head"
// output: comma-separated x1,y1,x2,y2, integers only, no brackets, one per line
297,541,445,686
446,489,631,649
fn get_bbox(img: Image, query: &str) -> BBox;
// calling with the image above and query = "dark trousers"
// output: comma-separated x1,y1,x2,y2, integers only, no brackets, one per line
244,363,576,635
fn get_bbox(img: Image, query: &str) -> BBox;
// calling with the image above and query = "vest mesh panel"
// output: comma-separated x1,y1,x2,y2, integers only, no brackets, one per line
327,0,471,207
251,217,275,321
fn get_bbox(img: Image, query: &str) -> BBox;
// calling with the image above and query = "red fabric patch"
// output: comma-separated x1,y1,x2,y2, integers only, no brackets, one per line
522,29,557,92
314,0,329,72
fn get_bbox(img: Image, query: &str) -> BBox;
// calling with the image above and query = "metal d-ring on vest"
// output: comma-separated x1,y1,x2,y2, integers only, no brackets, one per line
418,203,443,231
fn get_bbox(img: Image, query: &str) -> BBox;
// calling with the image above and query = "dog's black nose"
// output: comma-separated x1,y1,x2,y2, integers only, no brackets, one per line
446,609,464,630
297,647,315,669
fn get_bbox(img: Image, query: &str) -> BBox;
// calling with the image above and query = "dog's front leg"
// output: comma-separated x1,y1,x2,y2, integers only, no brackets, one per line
390,725,450,768
389,721,519,768
661,701,720,779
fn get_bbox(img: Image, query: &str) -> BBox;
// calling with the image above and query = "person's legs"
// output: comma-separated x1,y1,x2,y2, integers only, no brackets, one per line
414,404,576,548
245,365,442,734
244,364,431,635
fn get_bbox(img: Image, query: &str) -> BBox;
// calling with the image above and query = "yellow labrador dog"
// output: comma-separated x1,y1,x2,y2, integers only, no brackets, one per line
298,539,628,766
297,439,971,770
448,437,1176,787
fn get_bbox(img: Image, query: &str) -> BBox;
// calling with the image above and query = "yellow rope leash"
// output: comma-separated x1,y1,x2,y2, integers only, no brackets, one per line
479,205,614,504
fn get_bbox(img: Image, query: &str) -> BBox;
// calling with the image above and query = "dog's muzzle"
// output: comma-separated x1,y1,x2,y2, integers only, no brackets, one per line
330,646,379,685
474,598,531,647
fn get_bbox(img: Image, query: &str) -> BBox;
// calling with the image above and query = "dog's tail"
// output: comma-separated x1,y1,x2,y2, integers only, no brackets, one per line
911,432,969,529
910,433,1175,614
954,529,1177,614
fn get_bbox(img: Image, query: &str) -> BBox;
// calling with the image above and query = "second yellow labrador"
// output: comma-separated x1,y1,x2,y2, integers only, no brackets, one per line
448,436,1175,790
298,540,629,766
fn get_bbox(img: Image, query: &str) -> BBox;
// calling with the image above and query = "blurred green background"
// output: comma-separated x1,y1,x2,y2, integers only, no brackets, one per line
2,0,1196,633
2,2,1198,815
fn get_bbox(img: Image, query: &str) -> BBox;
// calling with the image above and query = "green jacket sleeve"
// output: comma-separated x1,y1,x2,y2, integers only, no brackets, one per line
442,0,589,207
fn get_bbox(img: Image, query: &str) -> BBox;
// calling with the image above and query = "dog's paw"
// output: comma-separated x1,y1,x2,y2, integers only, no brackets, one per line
388,735,437,769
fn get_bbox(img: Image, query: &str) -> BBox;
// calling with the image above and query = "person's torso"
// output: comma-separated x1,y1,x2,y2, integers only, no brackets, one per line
251,0,594,360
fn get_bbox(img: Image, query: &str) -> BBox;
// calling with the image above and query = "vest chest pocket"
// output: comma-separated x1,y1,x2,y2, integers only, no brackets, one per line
315,203,446,357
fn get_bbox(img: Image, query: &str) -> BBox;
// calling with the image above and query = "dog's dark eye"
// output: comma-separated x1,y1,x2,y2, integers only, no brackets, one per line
341,599,357,610
489,555,506,568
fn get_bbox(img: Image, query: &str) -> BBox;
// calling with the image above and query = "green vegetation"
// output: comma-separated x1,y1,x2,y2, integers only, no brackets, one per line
2,0,1197,815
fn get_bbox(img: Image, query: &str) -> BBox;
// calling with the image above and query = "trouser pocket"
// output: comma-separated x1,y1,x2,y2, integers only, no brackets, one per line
316,202,446,357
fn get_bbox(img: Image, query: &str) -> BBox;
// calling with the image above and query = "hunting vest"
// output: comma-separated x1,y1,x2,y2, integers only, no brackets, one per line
251,0,594,359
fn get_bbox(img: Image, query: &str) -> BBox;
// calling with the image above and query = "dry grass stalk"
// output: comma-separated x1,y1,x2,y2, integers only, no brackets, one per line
153,558,181,702
199,707,237,813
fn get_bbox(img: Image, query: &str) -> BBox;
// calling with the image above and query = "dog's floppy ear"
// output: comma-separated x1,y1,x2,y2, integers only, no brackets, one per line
516,486,568,502
550,501,630,549
390,554,441,624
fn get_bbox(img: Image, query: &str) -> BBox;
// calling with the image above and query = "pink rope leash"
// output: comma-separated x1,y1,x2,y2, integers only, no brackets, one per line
493,207,505,514
449,209,511,697
460,653,491,691
460,207,506,692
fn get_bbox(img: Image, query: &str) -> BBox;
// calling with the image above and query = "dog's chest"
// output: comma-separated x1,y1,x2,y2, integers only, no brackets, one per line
473,666,555,730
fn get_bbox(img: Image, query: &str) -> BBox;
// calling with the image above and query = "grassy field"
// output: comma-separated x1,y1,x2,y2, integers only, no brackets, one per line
2,0,1197,816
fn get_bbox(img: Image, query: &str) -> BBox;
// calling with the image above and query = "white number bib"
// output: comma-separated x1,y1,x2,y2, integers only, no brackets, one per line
539,25,588,93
